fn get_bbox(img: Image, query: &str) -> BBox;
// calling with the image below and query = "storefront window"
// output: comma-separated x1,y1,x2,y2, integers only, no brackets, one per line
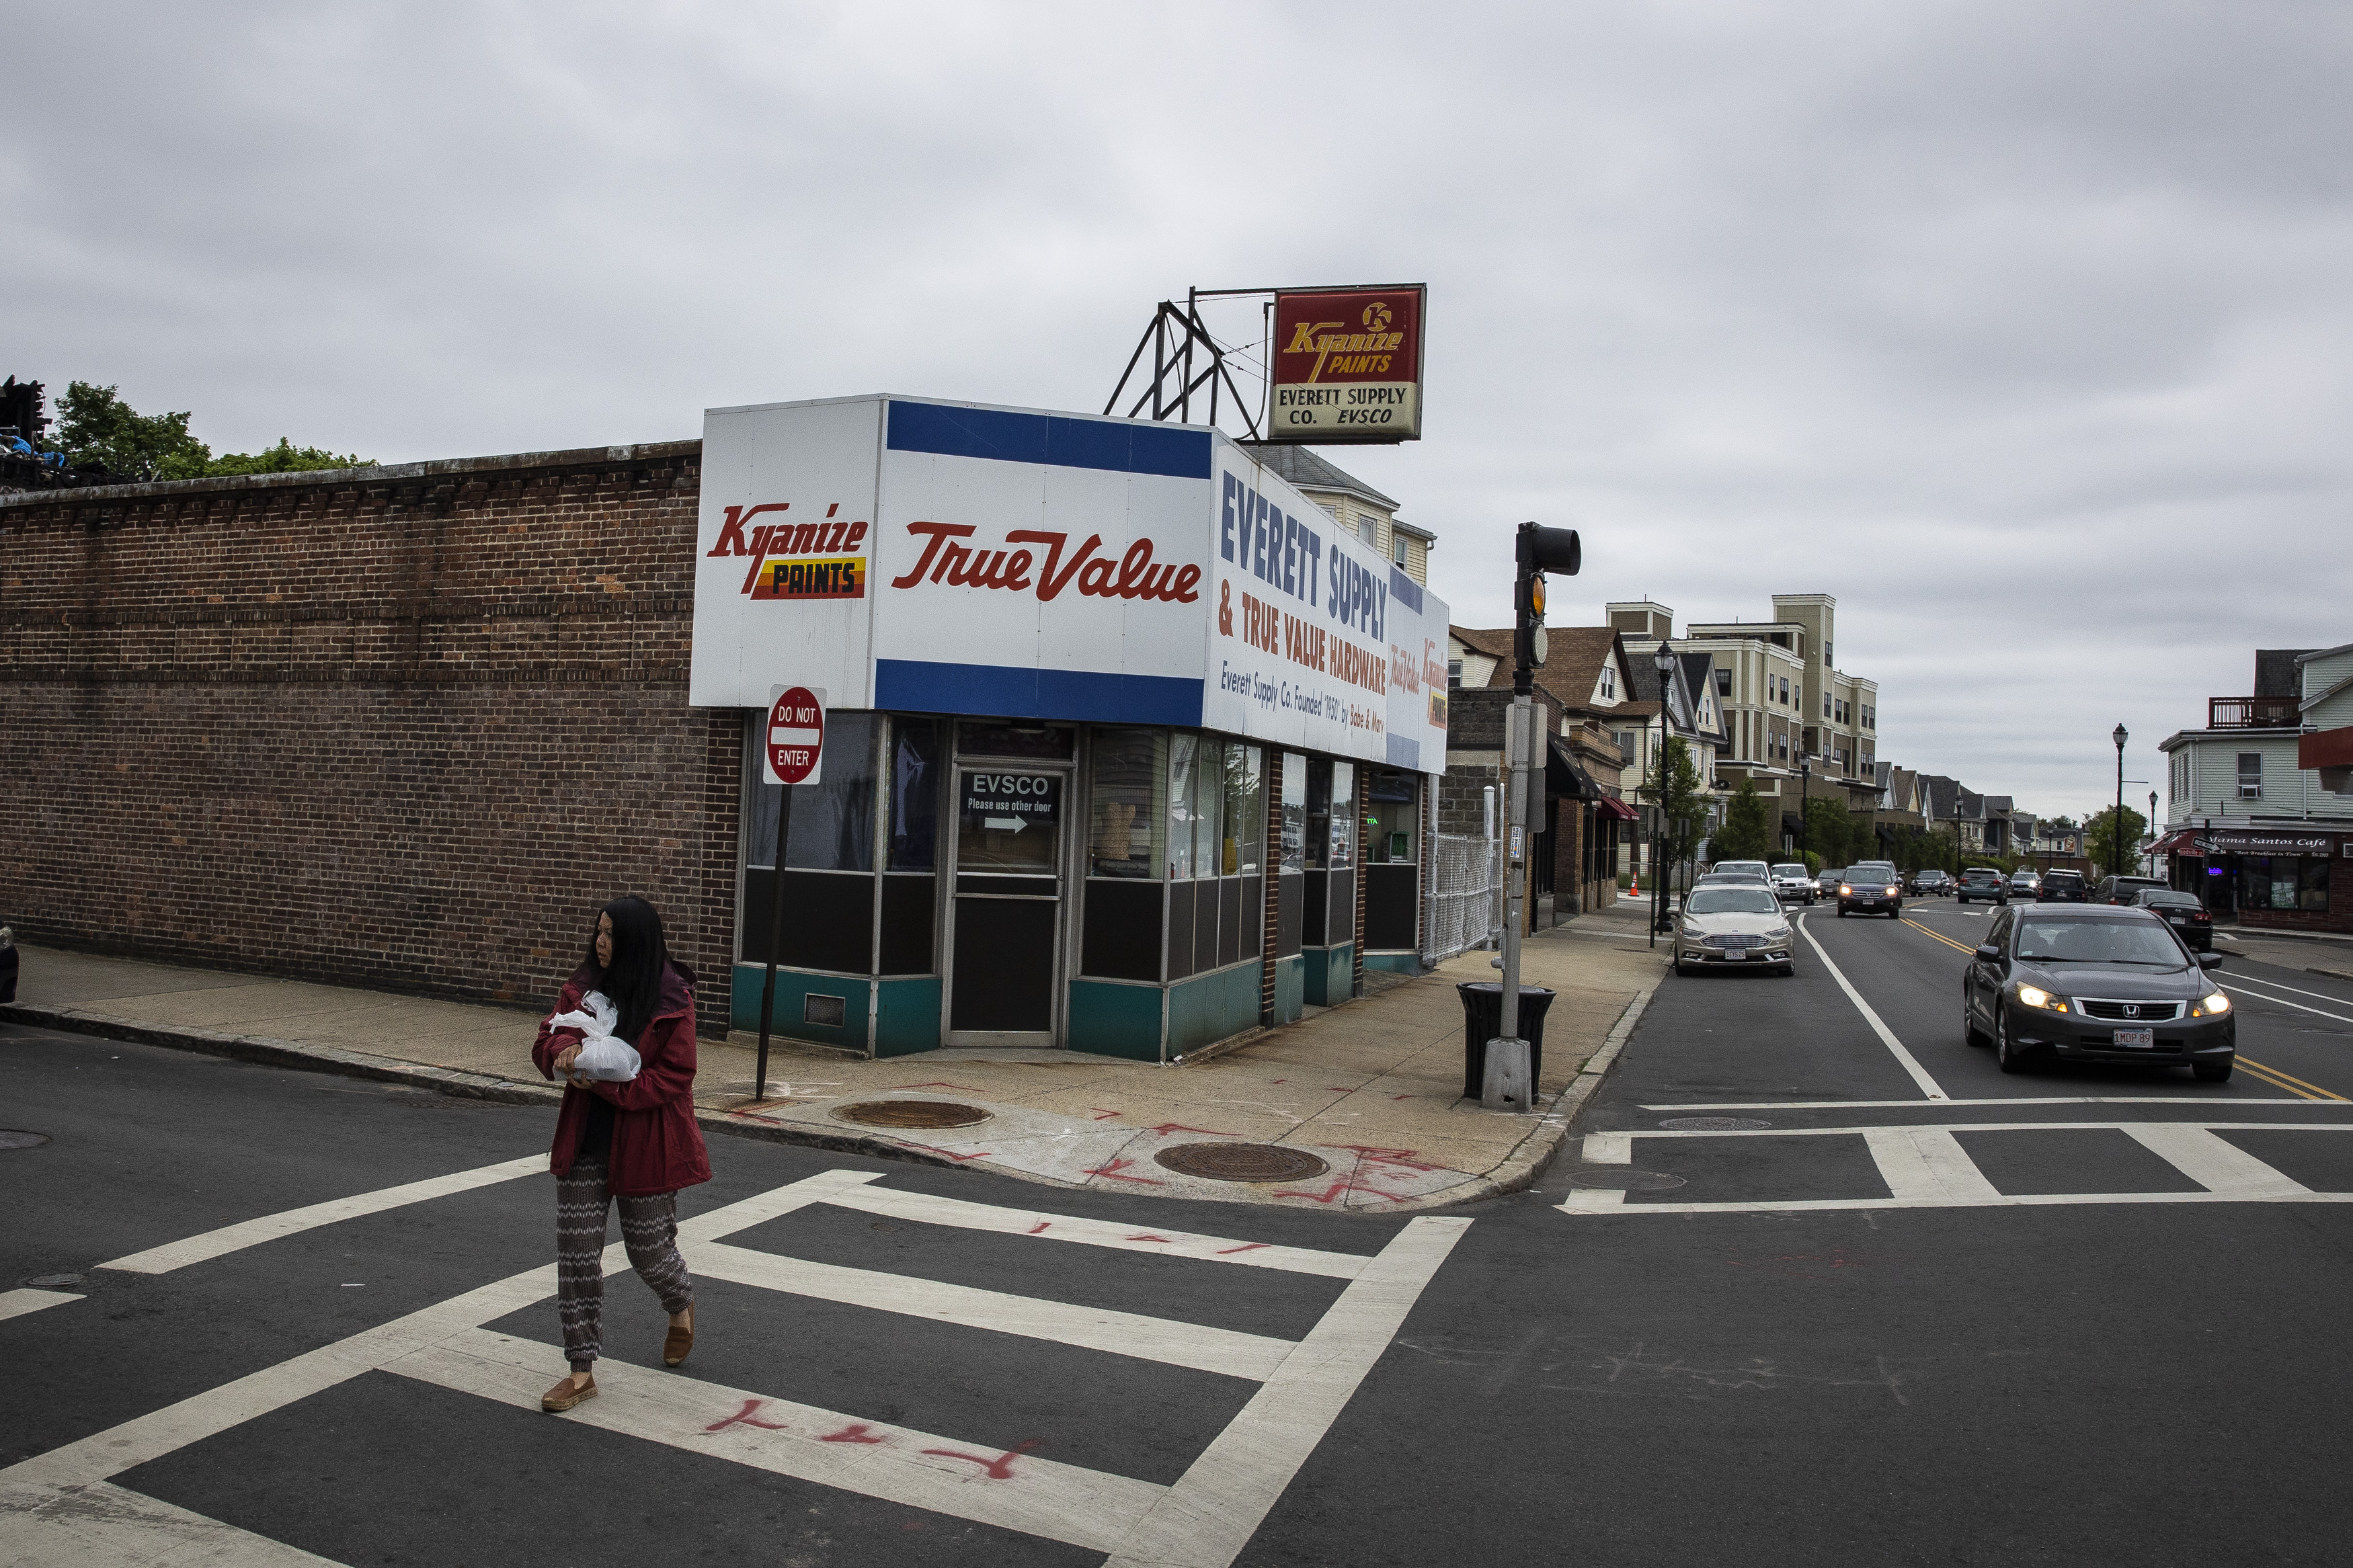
1305,759,1333,870
1330,761,1357,868
888,717,941,872
1362,768,1420,864
748,712,879,871
1222,743,1263,874
1279,753,1307,872
2236,856,2331,911
1168,733,1224,878
1088,727,1166,878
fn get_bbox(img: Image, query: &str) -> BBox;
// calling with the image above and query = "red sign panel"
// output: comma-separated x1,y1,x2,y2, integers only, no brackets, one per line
1267,285,1426,443
764,686,825,786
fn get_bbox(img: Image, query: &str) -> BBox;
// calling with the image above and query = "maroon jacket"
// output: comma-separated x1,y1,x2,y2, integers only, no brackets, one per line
532,960,712,1196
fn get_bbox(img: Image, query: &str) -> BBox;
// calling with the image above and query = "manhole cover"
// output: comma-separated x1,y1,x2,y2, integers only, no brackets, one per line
0,1130,50,1151
833,1100,992,1130
24,1273,83,1290
1560,1167,1687,1191
1658,1116,1771,1130
1153,1143,1330,1183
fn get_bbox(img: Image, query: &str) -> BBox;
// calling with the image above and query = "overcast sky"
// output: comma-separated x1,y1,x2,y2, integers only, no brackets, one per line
13,2,2349,821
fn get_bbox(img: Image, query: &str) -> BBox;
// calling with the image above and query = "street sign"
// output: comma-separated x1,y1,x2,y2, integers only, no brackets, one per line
764,686,826,786
960,772,1062,829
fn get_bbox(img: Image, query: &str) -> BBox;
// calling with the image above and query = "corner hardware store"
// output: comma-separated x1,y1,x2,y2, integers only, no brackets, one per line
696,395,1451,1060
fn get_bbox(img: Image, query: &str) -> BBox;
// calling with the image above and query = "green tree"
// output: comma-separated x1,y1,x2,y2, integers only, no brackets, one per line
2085,804,2149,876
54,382,369,481
1804,794,1854,868
1636,735,1710,888
1710,777,1772,862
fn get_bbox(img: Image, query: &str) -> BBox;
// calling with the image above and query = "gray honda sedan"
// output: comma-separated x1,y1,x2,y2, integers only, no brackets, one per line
1961,905,2235,1081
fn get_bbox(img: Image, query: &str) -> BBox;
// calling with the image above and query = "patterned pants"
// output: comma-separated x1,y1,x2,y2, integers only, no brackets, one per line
555,1155,694,1372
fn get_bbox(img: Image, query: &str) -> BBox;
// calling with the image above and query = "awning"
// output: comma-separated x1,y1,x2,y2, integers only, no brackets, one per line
2148,829,2202,856
1595,796,1638,821
1546,737,1601,801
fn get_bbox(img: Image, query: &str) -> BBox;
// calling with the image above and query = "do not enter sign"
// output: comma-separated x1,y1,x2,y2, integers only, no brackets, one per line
764,686,826,786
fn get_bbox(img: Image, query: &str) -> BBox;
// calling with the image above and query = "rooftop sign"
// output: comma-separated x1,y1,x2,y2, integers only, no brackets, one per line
1265,286,1425,444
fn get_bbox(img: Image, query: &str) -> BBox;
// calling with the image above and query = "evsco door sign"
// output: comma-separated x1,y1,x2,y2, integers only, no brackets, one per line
962,772,1061,831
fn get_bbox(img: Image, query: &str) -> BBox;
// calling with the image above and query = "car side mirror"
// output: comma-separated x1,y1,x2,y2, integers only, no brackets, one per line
2198,952,2223,968
1975,944,2001,962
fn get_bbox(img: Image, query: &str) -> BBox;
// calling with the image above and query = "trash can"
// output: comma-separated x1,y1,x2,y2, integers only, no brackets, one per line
1456,981,1556,1101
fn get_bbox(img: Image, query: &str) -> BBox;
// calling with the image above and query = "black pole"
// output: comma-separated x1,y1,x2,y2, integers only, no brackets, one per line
2114,744,2124,879
754,784,795,1104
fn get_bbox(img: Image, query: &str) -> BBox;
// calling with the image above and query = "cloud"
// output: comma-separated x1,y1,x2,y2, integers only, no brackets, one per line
9,0,2348,817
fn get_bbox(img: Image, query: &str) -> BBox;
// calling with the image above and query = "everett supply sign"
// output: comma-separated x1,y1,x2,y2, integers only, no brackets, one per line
1267,286,1425,444
690,395,1450,774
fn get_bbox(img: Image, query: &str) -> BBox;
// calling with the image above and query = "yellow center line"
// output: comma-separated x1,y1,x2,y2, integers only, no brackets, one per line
1901,917,1977,956
2237,1056,2348,1102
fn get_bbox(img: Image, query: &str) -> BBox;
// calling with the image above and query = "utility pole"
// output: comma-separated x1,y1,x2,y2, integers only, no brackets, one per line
1489,521,1580,1112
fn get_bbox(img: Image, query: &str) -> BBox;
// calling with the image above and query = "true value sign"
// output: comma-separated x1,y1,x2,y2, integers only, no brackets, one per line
764,686,826,786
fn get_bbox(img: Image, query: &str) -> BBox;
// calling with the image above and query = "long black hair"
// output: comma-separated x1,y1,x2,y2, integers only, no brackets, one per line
585,895,672,1045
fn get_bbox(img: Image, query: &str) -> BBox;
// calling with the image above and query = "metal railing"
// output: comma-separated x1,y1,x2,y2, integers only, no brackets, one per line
2208,696,2299,729
1421,831,1502,964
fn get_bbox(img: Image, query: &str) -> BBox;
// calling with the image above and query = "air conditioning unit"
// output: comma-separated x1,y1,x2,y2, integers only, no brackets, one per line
2237,784,2262,798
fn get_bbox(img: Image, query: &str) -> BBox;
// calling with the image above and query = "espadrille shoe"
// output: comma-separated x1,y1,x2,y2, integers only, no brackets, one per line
542,1374,597,1413
664,1306,694,1368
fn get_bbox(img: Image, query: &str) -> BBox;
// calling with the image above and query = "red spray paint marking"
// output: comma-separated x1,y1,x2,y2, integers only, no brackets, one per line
820,1423,888,1444
892,1081,991,1094
909,1144,994,1162
1026,1221,1051,1235
1125,1233,1174,1243
705,1399,791,1433
1082,1157,1164,1185
1143,1122,1237,1138
1273,1180,1359,1205
920,1439,1039,1480
1216,1242,1269,1255
1340,1145,1442,1172
1392,1095,1413,1101
1271,1078,1287,1085
1088,1108,1123,1120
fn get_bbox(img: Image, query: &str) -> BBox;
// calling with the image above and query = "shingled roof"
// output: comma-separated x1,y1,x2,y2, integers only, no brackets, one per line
1236,442,1400,511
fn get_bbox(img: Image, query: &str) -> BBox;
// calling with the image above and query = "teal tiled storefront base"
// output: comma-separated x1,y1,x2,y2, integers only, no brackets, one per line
1166,962,1263,1058
1302,943,1355,1005
1364,951,1422,975
874,976,942,1057
1271,953,1304,1026
1066,980,1162,1062
727,966,944,1057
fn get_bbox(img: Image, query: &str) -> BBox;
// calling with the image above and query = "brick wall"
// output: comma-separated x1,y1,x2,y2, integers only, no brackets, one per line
0,442,745,1034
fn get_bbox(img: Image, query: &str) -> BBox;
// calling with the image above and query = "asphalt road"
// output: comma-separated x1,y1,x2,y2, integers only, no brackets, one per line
7,904,2352,1567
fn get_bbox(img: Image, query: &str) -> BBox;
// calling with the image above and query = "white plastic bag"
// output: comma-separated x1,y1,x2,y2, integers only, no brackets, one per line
546,989,641,1081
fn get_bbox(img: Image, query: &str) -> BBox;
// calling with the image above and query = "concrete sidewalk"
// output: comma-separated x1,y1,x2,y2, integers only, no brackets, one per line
2,911,1663,1212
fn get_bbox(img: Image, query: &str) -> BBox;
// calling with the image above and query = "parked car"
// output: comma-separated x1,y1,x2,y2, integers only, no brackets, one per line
1839,861,1905,917
2093,874,2169,906
1817,867,1846,900
2038,870,2088,903
2134,888,2215,951
1674,884,1796,977
1769,863,1817,903
1956,868,2009,905
1909,869,1956,897
2008,869,2042,899
1962,903,2234,1079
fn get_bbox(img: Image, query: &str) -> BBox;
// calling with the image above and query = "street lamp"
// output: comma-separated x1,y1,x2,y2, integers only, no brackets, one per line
1650,642,1679,941
1799,753,1811,862
2112,723,2128,879
2149,789,2159,879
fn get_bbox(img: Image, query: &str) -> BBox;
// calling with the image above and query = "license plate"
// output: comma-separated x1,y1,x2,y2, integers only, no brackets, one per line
2112,1028,2155,1048
2167,915,2186,924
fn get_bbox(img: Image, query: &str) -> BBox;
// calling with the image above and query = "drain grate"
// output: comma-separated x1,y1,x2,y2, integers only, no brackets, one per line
833,1100,992,1130
1154,1143,1330,1183
1560,1166,1687,1191
0,1130,51,1151
24,1273,83,1290
1657,1116,1771,1131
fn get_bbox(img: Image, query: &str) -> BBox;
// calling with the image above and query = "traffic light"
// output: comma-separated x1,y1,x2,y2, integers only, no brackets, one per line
1513,522,1580,689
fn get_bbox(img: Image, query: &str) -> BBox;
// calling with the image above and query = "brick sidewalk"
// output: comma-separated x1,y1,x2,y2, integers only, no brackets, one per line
3,917,1661,1212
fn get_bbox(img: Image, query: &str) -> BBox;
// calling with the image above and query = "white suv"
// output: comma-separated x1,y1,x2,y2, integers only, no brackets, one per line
1769,863,1817,903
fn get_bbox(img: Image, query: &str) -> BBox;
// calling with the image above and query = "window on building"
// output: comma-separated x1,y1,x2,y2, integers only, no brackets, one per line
1715,668,1731,696
1166,732,1222,879
1357,513,1376,546
1824,693,1833,718
1222,743,1265,874
2238,856,2329,912
2237,753,2263,799
887,717,941,872
1392,534,1408,569
1448,658,1463,688
1599,663,1616,699
748,712,879,872
1087,727,1166,878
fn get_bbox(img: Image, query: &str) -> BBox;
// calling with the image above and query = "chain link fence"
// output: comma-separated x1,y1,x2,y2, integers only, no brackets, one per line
1420,831,1502,965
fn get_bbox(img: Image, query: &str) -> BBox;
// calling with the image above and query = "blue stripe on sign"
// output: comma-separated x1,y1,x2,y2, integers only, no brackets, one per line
1388,567,1423,615
876,659,1205,727
886,401,1212,481
1386,734,1421,770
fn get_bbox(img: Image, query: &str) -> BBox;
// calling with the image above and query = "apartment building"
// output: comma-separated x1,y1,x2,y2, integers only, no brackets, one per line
1238,442,1435,584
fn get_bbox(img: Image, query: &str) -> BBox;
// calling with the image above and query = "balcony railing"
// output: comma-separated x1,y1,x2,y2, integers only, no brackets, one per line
2208,696,2300,729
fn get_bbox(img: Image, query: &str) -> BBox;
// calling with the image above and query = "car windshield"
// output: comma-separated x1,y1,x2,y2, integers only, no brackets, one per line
1688,889,1782,915
1771,865,1808,876
1963,871,2001,883
2016,919,2186,966
1849,865,1897,880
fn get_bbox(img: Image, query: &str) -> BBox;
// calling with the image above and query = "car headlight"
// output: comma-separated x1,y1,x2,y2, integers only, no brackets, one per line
2015,985,2067,1012
1884,884,1899,895
2192,991,2231,1018
1839,884,1853,895
1765,925,1792,940
1681,925,1703,940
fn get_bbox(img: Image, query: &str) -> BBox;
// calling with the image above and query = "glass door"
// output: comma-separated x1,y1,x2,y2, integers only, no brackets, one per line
945,766,1066,1043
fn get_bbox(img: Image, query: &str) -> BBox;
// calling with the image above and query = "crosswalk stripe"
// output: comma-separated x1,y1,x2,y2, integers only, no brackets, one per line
0,1288,83,1323
97,1153,549,1274
0,1477,348,1567
696,1241,1295,1380
1864,1128,2005,1204
2120,1124,2313,1197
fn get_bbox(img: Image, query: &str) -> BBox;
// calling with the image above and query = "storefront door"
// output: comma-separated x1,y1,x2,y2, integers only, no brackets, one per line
945,766,1067,1044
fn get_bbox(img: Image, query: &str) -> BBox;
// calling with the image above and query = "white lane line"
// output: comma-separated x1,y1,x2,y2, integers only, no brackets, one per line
2215,973,2353,1007
682,1167,885,1243
0,1477,350,1567
1796,913,1949,1101
1639,1097,2332,1110
1098,1216,1471,1568
2217,979,2353,1026
696,1241,1294,1382
98,1153,549,1274
1864,1128,2005,1204
1560,1190,2353,1214
823,1183,1369,1279
1611,1121,2353,1139
0,1288,83,1323
2122,1124,2314,1198
392,1327,1166,1556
